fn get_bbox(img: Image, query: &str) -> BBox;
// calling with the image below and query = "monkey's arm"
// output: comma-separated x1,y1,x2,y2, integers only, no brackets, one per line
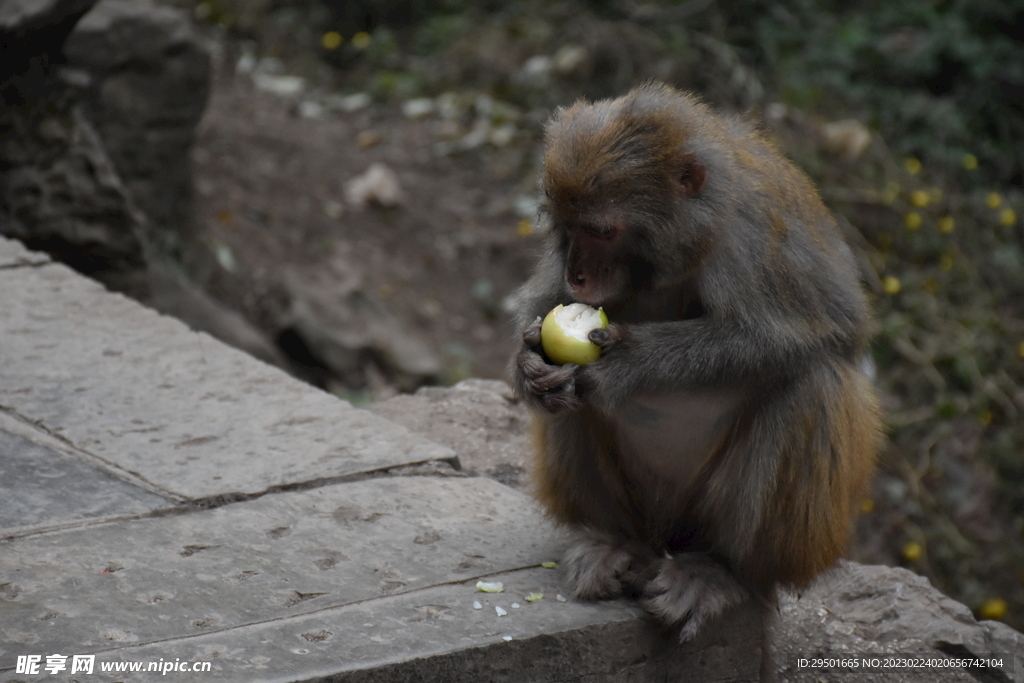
581,310,847,413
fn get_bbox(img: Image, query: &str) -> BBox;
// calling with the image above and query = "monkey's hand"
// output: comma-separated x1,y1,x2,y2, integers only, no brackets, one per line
512,319,583,413
641,553,748,642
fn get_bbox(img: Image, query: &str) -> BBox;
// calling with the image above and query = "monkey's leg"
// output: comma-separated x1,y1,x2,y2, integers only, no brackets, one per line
640,552,748,642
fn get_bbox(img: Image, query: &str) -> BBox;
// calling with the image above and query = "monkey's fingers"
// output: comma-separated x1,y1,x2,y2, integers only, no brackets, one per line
588,324,625,348
640,554,747,642
520,352,569,385
522,321,542,348
527,363,578,393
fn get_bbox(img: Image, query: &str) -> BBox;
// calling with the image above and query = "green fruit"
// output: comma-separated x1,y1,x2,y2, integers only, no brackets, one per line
540,303,609,366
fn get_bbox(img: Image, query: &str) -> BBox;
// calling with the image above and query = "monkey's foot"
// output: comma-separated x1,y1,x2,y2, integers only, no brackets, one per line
640,553,748,641
562,536,638,599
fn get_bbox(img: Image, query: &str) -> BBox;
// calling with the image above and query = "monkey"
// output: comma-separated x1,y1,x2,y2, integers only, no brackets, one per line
509,82,881,677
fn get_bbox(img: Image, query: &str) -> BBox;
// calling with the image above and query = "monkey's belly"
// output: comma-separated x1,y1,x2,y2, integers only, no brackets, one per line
613,390,744,495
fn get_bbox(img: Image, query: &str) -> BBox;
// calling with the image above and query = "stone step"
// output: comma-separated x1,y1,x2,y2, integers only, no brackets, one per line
0,236,761,682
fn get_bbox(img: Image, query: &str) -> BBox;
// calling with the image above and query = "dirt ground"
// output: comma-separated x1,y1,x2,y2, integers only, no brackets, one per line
183,48,544,395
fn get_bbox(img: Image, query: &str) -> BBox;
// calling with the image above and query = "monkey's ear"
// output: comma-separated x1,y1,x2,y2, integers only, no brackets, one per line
676,152,706,197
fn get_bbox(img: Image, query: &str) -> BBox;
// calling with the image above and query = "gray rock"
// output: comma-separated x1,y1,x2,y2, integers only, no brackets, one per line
776,561,1022,682
0,99,147,273
369,379,532,487
281,258,441,389
0,233,49,267
63,0,211,253
0,0,138,270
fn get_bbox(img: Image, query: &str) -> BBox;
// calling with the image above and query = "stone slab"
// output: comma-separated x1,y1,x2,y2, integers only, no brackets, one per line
0,477,559,656
0,427,170,533
0,236,49,268
0,260,454,501
0,474,762,683
6,567,758,683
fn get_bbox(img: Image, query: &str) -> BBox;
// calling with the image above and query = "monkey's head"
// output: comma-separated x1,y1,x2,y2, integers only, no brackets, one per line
539,83,729,307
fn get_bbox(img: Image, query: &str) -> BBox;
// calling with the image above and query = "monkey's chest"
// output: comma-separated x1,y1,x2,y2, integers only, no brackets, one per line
606,389,744,533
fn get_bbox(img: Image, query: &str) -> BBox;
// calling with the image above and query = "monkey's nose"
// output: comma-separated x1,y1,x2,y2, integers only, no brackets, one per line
568,271,585,288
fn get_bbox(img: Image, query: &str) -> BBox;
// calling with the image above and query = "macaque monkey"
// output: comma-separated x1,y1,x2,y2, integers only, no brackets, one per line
510,83,881,675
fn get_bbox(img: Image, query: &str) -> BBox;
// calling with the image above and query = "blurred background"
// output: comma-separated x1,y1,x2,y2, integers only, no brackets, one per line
2,0,1022,632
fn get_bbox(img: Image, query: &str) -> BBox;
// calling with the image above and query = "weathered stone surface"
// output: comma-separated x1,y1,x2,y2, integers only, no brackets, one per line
0,478,555,654
0,235,49,268
775,561,1022,682
0,98,147,274
0,260,453,500
369,379,532,487
64,0,211,250
280,258,441,390
0,425,170,533
0,475,762,683
59,570,760,683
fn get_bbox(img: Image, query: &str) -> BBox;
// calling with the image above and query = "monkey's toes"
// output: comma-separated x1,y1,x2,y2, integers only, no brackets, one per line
640,555,748,641
563,539,633,599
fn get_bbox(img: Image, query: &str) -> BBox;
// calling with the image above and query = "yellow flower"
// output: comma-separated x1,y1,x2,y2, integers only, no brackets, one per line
904,212,922,230
910,189,930,208
963,153,979,171
352,31,372,49
516,219,534,237
902,541,922,562
937,216,955,234
986,192,1002,209
883,276,901,294
979,410,992,426
978,598,1008,621
905,157,922,175
1000,208,1017,227
938,254,954,271
321,31,342,50
860,498,875,514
